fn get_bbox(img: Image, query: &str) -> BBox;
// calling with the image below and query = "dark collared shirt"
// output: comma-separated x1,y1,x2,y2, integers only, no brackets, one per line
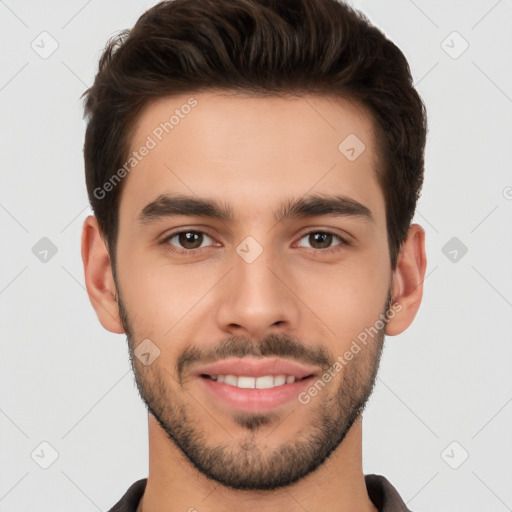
107,474,412,511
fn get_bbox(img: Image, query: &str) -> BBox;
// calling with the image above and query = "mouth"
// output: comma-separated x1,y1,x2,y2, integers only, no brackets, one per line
200,373,310,389
193,357,319,412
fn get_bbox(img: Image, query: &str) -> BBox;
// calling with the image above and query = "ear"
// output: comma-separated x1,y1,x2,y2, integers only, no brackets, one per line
386,223,427,336
81,215,124,334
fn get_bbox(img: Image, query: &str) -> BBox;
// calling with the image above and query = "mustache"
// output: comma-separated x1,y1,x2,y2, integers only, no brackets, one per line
176,333,332,382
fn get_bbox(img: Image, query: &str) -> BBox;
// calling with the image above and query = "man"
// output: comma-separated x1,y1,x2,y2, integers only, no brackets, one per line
81,0,427,510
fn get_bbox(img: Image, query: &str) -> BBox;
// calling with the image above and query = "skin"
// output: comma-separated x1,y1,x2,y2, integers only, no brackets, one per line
82,91,426,512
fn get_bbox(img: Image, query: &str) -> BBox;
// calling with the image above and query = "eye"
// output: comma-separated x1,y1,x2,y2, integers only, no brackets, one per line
296,231,347,251
164,230,216,251
161,229,348,256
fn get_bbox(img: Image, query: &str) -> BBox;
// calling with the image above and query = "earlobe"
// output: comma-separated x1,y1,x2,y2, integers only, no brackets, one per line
386,224,427,336
81,215,125,334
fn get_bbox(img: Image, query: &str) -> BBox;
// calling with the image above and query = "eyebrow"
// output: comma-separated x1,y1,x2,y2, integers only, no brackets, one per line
137,193,374,225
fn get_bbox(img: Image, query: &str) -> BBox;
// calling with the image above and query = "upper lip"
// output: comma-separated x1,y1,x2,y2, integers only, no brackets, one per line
193,357,318,379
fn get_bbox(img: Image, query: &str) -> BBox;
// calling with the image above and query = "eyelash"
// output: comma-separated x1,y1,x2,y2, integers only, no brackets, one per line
161,229,350,257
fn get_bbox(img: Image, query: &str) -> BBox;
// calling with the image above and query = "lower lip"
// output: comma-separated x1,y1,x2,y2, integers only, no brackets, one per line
198,376,315,412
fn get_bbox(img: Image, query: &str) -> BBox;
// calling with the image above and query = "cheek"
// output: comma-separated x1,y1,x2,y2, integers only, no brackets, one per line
116,246,219,340
116,248,168,329
292,253,390,349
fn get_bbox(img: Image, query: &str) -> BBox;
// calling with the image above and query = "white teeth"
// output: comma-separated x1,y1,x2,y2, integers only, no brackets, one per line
237,376,256,388
224,375,238,386
255,375,274,389
274,375,286,386
209,374,297,388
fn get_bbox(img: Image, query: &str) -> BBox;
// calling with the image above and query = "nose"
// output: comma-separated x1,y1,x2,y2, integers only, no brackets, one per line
214,244,300,339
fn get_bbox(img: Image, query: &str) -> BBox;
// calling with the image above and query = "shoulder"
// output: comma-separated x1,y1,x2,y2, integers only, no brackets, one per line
107,478,147,512
365,474,412,512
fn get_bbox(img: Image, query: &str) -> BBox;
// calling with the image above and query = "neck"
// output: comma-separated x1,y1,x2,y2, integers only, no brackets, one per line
139,415,377,512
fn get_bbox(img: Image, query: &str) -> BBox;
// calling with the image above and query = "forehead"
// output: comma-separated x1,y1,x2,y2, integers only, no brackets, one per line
120,91,385,224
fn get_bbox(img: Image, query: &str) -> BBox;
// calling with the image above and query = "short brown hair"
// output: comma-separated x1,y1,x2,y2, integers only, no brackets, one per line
83,0,427,269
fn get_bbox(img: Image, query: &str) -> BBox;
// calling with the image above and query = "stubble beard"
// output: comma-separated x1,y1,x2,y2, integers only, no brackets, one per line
117,292,389,490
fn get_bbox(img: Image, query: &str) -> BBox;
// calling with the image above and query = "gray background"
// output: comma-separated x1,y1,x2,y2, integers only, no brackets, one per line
1,0,511,510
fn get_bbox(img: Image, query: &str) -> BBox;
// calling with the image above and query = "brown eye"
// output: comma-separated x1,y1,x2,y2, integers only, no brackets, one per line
166,231,213,250
309,232,332,249
297,231,345,250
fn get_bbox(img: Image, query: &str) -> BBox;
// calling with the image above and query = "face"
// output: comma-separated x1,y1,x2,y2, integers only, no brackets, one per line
113,91,394,490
